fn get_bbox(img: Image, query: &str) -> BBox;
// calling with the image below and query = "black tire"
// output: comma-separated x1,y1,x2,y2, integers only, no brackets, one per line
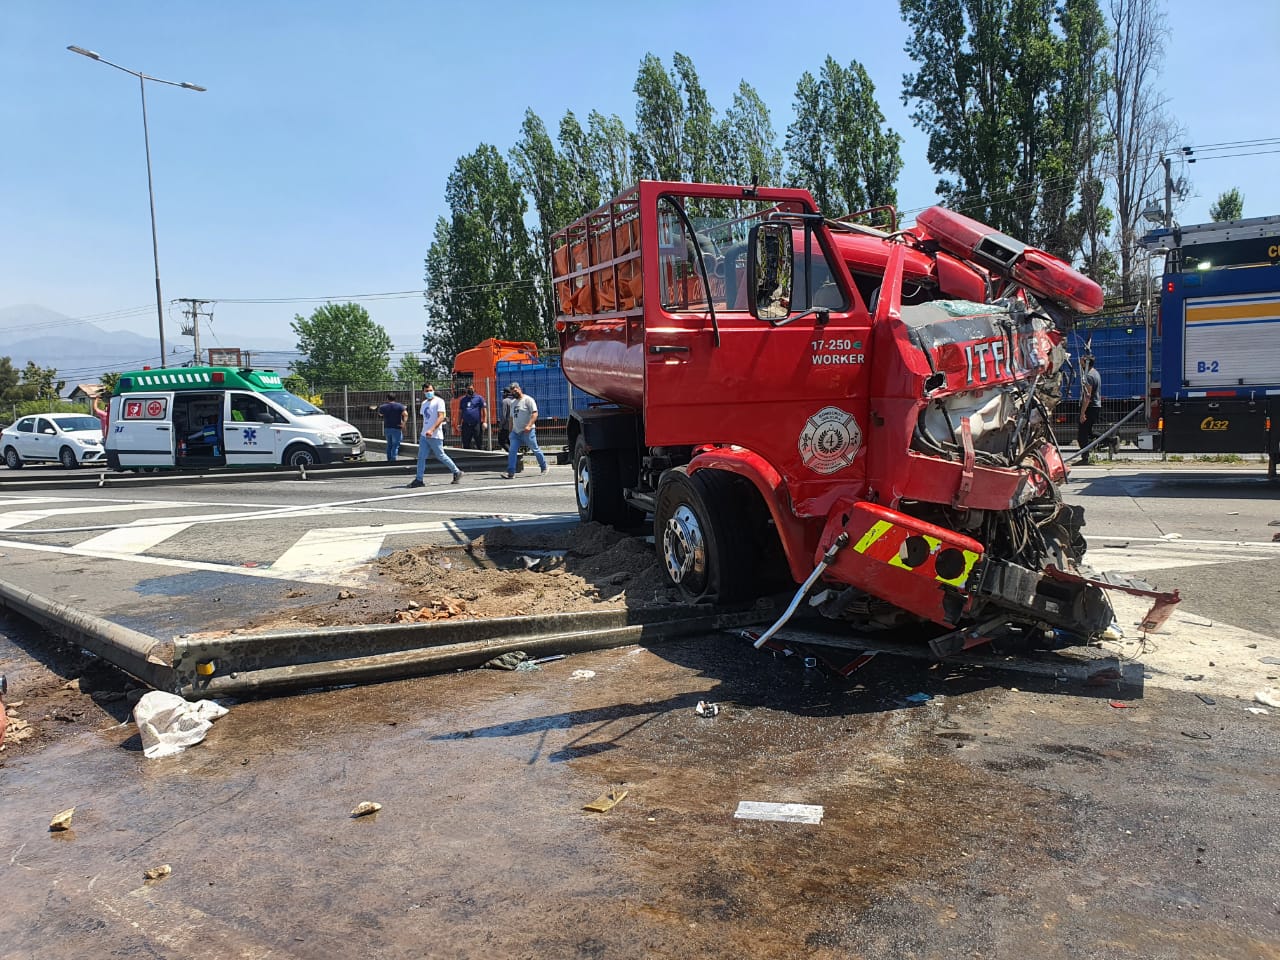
3,447,22,470
653,468,753,603
283,445,317,467
573,437,642,528
59,446,79,469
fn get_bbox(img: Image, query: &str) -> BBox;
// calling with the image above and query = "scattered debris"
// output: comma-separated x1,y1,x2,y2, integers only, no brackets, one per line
1180,731,1212,740
337,590,354,600
1183,674,1205,682
62,678,82,692
1195,694,1217,706
1259,657,1280,666
49,807,75,831
1247,707,1271,716
1159,532,1183,541
482,651,529,671
734,801,824,825
1109,700,1137,709
143,864,172,880
695,700,720,718
583,789,627,813
904,692,933,704
350,801,382,818
134,691,229,760
1102,542,1130,549
3,716,33,745
569,670,595,681
392,597,467,622
1254,687,1280,709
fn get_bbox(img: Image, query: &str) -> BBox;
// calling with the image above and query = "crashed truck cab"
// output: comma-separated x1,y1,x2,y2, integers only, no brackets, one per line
552,182,1176,654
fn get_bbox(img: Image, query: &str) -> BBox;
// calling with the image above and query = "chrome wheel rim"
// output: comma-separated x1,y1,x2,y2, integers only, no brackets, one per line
576,457,591,511
662,504,705,585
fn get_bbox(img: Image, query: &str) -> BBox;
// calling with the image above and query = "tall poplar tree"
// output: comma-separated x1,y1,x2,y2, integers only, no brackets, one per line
785,57,902,218
423,145,544,369
901,0,1106,246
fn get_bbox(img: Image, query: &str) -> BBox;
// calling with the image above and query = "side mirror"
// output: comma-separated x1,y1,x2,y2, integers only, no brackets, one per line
746,222,793,323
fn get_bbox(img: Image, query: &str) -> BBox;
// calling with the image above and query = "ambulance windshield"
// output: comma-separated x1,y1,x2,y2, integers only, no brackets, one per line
263,390,321,416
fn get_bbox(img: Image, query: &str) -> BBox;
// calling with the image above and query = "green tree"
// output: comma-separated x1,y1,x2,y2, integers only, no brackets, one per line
0,357,20,401
424,145,544,369
290,302,393,387
587,111,633,196
21,361,63,401
99,371,121,395
785,57,902,217
558,111,602,214
1209,188,1244,222
393,353,424,386
631,52,715,183
901,0,1106,245
715,81,783,189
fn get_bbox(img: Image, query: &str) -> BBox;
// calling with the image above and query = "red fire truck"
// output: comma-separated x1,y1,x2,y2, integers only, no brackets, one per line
552,181,1172,652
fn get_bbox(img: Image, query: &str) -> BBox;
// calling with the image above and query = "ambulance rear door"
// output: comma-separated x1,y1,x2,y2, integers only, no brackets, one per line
109,393,176,468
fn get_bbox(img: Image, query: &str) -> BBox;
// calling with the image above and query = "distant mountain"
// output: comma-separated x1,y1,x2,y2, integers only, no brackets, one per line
0,304,298,392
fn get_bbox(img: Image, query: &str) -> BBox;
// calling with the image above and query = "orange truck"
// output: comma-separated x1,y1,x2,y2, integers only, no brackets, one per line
448,339,540,434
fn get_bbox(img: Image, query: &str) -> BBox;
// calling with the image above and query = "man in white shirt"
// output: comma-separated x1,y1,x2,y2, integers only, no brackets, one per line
410,383,462,487
500,381,548,479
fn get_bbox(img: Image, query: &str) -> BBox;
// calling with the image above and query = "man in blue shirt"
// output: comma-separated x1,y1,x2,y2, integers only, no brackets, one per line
375,393,407,461
459,385,486,450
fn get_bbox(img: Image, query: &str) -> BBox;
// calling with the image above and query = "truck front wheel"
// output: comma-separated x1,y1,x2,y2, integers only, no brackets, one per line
654,468,752,604
574,437,642,528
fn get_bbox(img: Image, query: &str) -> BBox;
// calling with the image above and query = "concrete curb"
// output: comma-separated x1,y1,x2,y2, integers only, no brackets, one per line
0,574,773,698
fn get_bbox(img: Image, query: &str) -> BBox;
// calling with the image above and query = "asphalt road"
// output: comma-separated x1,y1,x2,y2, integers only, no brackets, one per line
1,459,1279,958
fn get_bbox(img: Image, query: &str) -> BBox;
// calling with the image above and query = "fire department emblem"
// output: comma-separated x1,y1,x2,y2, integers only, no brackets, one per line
798,406,862,475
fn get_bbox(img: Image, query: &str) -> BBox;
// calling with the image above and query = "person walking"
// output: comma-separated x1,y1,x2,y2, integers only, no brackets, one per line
500,381,547,479
411,383,462,487
374,393,407,461
459,385,486,450
1077,352,1102,465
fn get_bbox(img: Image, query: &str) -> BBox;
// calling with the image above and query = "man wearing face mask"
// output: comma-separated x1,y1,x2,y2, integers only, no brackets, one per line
410,383,462,487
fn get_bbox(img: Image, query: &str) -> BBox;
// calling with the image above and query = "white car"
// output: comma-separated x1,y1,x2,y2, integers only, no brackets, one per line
1,413,106,469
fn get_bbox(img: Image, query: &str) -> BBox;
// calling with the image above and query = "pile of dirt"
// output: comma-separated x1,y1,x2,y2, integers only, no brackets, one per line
370,521,678,622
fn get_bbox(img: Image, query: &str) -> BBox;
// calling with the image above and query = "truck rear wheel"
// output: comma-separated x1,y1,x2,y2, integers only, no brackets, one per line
574,437,642,528
654,468,752,604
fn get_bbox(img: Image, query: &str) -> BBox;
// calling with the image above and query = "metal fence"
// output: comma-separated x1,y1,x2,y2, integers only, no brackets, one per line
317,372,595,453
1052,300,1160,447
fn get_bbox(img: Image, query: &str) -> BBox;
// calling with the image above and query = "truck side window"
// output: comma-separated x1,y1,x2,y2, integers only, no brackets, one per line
656,195,846,314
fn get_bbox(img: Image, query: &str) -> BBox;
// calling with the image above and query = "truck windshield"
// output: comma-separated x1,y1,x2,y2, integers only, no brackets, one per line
262,390,322,416
657,196,844,314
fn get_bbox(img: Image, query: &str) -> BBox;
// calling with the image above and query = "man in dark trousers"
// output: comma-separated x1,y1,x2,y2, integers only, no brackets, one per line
459,385,486,450
1077,352,1102,464
374,393,407,461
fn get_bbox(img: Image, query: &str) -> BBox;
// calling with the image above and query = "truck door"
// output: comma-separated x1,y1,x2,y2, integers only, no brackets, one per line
224,392,280,465
110,394,175,467
643,196,872,484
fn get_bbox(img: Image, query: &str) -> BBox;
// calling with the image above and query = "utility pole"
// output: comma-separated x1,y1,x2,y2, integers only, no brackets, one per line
176,298,214,365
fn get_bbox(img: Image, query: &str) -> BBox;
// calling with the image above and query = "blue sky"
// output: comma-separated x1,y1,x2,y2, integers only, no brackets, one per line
2,0,1277,366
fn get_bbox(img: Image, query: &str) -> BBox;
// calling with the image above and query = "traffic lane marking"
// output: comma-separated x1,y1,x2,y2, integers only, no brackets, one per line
0,501,196,530
0,519,573,586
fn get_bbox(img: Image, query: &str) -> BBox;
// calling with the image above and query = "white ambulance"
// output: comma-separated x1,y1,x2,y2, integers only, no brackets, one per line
105,366,364,470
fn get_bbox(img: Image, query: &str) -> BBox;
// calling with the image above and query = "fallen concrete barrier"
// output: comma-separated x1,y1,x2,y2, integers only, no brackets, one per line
0,575,773,698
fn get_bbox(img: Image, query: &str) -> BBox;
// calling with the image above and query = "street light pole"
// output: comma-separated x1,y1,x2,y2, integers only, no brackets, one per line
67,45,205,365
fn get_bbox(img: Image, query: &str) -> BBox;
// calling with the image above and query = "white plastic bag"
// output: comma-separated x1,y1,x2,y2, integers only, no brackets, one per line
133,691,229,759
